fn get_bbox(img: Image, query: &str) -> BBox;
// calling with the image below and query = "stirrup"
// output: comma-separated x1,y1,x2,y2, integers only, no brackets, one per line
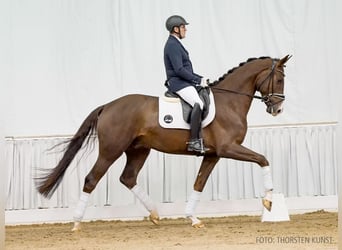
186,139,209,154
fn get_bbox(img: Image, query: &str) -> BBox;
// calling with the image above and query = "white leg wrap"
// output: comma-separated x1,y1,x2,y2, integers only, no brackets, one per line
131,185,156,212
74,192,90,222
188,216,202,226
262,166,274,191
185,190,202,217
265,190,273,201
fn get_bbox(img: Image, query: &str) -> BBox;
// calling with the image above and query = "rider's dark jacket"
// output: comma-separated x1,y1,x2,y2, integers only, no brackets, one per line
163,35,202,92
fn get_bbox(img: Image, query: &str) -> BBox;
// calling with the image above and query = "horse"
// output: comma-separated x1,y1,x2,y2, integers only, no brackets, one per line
36,55,291,230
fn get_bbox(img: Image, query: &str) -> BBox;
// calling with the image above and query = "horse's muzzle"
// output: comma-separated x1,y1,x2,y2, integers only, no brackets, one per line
267,104,283,116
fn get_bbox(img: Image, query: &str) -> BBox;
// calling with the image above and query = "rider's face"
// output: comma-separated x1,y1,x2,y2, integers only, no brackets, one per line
179,25,187,38
174,25,187,39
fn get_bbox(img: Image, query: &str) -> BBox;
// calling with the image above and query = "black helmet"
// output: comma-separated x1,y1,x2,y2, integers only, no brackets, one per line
165,15,189,32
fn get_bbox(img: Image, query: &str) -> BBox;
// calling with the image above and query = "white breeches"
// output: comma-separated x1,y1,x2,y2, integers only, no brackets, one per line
176,86,204,109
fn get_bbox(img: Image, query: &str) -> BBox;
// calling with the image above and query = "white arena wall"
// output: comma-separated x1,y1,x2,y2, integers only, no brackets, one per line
5,123,338,224
2,1,342,225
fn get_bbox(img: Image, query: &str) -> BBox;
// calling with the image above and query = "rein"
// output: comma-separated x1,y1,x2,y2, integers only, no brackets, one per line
210,86,266,101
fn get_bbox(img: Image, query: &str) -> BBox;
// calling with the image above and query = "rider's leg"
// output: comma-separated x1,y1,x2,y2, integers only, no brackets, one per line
176,86,204,109
176,86,208,153
187,103,207,153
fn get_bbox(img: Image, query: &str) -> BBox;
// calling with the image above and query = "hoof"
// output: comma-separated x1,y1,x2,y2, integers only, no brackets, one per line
262,198,272,212
188,216,204,228
149,211,160,225
192,220,205,228
71,221,81,232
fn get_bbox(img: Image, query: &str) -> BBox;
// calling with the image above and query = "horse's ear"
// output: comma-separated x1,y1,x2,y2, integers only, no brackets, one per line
278,54,292,66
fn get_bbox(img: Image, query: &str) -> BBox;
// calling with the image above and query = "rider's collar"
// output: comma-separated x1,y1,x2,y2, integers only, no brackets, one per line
171,34,183,42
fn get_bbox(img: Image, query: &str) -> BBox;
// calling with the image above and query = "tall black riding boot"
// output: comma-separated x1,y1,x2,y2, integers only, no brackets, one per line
187,103,209,154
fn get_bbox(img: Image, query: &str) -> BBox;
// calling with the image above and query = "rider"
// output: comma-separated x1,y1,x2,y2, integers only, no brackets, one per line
163,15,209,154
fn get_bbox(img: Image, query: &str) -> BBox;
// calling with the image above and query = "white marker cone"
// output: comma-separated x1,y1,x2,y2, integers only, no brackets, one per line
261,193,290,222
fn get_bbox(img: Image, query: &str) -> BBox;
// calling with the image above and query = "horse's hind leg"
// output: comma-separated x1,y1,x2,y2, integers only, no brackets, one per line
72,153,120,231
119,147,159,225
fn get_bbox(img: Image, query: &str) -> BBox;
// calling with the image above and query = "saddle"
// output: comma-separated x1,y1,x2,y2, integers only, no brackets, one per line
164,86,211,123
158,87,215,129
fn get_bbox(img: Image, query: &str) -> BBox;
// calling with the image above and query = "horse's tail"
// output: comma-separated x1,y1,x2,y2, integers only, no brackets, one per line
36,105,105,198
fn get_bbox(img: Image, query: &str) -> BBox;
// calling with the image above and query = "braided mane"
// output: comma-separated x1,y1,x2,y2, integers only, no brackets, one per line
211,56,273,86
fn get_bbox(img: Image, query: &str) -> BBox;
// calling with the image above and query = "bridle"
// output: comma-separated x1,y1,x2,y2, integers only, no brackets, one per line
255,59,285,112
210,59,285,108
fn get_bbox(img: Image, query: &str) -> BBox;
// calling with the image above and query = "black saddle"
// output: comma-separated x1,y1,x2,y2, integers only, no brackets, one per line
164,86,211,123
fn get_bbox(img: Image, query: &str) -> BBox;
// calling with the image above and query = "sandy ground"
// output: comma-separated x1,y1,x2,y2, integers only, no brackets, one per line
5,210,337,250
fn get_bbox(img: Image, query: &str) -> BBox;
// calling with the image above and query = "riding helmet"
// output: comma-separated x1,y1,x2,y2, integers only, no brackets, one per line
165,15,189,32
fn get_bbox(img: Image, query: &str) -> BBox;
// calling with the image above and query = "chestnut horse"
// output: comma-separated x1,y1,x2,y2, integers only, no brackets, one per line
37,55,291,230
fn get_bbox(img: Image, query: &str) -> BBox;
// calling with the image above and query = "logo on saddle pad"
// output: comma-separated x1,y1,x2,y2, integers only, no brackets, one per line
158,89,216,129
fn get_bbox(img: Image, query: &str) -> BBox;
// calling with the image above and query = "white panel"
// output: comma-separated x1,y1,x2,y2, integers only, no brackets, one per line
5,124,337,217
5,195,338,225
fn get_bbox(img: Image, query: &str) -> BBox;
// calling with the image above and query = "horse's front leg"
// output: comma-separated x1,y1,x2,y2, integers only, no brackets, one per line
185,155,220,228
217,143,273,211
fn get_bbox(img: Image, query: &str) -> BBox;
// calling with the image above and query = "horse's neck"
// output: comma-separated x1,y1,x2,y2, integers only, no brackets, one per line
213,69,260,118
213,59,272,119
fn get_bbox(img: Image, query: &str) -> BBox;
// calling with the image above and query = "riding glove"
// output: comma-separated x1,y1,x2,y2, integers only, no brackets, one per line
200,78,209,88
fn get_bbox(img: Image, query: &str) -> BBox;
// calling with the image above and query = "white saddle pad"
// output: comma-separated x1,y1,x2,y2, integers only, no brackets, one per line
158,91,216,129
